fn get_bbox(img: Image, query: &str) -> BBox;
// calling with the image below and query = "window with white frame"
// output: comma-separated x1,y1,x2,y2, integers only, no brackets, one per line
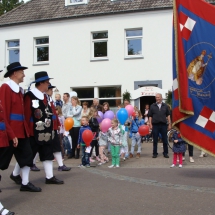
7,40,20,64
65,0,88,6
34,37,49,64
125,29,143,57
91,32,108,59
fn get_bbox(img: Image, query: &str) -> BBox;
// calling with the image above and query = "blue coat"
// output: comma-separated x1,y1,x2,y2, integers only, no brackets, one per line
172,131,186,153
129,118,145,138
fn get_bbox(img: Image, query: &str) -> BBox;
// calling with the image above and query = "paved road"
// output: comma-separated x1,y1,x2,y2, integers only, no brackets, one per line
1,142,215,215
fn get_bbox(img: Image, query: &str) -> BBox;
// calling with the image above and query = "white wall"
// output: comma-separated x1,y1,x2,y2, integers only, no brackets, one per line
0,10,173,96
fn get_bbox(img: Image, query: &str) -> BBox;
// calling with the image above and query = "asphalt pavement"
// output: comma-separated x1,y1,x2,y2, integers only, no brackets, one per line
1,142,215,215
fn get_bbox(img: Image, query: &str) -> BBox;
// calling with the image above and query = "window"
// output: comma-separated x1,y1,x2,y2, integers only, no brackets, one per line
65,0,88,6
72,87,94,99
91,32,108,60
34,37,49,64
6,40,20,64
125,29,143,58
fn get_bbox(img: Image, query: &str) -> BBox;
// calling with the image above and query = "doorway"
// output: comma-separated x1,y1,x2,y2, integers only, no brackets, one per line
140,96,156,115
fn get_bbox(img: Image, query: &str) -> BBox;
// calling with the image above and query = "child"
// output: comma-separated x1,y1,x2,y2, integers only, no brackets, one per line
77,116,91,168
118,104,129,161
107,119,122,168
55,106,66,158
102,102,110,114
171,130,186,168
98,129,109,165
88,107,100,162
129,110,145,158
54,93,63,108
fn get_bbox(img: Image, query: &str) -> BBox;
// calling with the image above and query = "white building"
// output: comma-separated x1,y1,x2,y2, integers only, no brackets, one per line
0,0,174,113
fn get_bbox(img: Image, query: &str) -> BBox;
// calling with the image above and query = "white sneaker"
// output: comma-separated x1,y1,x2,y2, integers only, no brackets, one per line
170,164,175,168
182,157,185,161
116,165,120,168
179,164,182,168
108,165,114,168
189,157,194,163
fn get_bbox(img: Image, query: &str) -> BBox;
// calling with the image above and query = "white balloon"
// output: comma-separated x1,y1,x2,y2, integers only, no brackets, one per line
70,91,77,98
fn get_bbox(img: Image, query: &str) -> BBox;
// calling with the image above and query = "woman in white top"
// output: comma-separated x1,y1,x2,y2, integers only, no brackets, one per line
144,104,149,123
81,101,90,117
67,96,82,159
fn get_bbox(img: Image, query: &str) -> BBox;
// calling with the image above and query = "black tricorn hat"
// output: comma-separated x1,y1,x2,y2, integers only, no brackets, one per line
48,83,56,89
33,71,53,83
4,62,28,78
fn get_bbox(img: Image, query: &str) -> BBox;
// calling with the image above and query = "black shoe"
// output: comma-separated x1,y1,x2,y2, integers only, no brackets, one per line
58,165,71,171
10,173,22,185
30,164,40,171
152,155,157,158
20,182,42,192
45,176,64,185
163,154,169,158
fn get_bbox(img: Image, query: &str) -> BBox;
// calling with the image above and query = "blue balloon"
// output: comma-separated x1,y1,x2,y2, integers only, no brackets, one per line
117,108,128,125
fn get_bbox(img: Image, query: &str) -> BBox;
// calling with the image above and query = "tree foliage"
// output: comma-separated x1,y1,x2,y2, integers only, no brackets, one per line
165,90,172,108
122,90,131,102
0,0,24,16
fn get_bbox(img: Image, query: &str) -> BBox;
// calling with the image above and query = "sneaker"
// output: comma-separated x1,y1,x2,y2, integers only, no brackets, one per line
123,158,126,161
96,156,101,162
179,164,182,168
98,162,106,165
129,153,133,158
85,165,91,168
108,165,114,168
170,164,175,168
90,158,95,162
58,165,71,171
78,164,86,168
0,208,15,215
189,157,194,163
115,165,120,168
182,156,185,161
20,182,42,192
30,164,40,172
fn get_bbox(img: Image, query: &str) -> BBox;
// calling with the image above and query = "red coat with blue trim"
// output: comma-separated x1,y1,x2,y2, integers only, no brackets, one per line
0,83,29,139
0,102,11,147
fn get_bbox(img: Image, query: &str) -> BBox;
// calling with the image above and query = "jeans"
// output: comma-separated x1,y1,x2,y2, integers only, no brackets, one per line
62,136,71,156
81,146,90,166
152,123,168,155
130,133,141,154
110,145,120,166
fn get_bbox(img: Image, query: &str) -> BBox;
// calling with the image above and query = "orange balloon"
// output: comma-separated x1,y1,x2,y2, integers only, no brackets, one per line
64,117,74,131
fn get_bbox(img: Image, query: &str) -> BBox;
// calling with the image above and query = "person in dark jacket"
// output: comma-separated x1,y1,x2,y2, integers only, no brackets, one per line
148,93,171,158
88,107,100,162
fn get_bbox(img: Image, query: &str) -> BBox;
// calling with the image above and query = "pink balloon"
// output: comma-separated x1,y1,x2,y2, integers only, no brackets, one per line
100,118,111,132
125,105,134,116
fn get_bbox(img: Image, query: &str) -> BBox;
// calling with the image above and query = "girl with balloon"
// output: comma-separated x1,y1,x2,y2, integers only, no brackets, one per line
129,110,145,159
102,102,110,114
107,119,122,168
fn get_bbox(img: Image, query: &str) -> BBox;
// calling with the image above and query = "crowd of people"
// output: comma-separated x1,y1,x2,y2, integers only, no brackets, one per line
0,62,208,215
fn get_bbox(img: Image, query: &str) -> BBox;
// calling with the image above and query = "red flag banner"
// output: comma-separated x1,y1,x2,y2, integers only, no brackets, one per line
172,0,215,156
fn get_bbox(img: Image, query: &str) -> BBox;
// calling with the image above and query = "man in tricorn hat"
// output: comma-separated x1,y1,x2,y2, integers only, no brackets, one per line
24,71,64,184
0,62,41,192
46,84,71,171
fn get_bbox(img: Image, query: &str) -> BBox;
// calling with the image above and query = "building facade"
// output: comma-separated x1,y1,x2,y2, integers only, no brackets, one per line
0,0,175,113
